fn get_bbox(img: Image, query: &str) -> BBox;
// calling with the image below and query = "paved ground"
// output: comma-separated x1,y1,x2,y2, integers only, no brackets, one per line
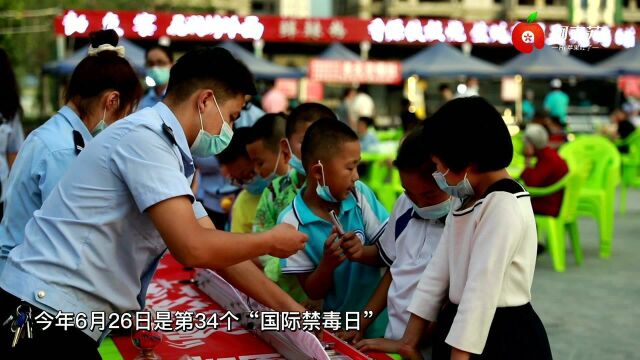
532,188,640,360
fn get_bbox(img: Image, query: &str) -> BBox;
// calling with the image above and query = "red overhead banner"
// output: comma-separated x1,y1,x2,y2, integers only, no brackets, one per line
55,9,367,43
309,59,402,84
54,9,638,48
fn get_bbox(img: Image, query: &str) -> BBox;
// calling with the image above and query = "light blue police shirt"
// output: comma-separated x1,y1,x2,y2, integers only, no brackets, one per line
0,113,25,196
138,88,165,110
194,156,237,213
234,103,265,128
279,181,389,338
0,102,207,343
0,106,92,273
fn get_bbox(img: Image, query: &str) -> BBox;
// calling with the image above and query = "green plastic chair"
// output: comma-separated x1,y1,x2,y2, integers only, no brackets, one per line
376,128,404,142
98,337,123,360
390,165,405,199
365,158,402,212
559,136,621,258
509,133,526,178
512,132,525,155
615,128,640,214
526,168,587,272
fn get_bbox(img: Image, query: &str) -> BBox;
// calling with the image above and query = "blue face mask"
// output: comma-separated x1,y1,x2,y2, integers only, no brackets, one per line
432,169,475,199
285,139,306,175
244,175,271,195
190,93,233,157
91,108,109,136
147,66,171,86
289,155,305,176
315,161,338,203
245,151,282,195
411,197,452,220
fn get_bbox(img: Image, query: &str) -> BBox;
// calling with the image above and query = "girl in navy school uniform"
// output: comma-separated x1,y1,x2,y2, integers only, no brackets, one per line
377,97,552,360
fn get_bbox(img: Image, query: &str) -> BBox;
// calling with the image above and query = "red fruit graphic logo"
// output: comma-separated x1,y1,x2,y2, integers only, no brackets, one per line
512,12,545,53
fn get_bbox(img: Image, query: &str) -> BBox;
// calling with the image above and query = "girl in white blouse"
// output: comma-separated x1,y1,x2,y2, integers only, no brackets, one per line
377,97,552,360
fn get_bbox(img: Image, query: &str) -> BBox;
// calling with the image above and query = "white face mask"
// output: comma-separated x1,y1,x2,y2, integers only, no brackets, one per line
189,93,234,157
432,169,475,199
410,197,451,220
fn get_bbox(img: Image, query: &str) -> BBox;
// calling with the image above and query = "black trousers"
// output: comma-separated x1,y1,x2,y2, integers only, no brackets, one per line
0,288,101,359
433,302,553,360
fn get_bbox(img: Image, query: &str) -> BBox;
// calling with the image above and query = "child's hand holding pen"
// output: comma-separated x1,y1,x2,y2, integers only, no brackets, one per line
340,232,364,261
321,227,347,268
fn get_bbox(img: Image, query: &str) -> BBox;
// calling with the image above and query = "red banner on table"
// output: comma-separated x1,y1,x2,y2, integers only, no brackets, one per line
112,254,395,359
112,256,279,359
309,59,402,84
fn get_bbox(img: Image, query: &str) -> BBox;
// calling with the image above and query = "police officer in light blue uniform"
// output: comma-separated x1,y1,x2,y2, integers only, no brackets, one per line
0,47,307,358
139,45,173,110
0,111,24,204
233,101,265,128
193,155,238,230
0,47,25,213
0,30,142,273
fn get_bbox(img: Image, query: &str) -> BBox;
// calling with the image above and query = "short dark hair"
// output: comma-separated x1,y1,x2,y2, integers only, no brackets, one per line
423,96,512,173
285,102,337,139
548,115,563,126
394,124,435,173
0,47,21,122
533,110,548,120
217,127,252,165
248,112,287,152
301,118,358,172
65,30,142,119
146,45,174,63
342,87,356,99
357,84,369,94
358,116,374,127
166,47,256,103
438,84,450,92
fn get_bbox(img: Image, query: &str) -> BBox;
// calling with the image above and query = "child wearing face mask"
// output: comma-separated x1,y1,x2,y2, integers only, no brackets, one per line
279,118,390,338
253,103,338,234
216,128,261,235
246,112,311,303
247,113,291,227
336,125,450,359
388,97,552,360
252,104,338,304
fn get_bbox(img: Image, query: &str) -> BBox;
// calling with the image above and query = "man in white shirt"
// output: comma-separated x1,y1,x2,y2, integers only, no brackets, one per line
349,85,375,129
